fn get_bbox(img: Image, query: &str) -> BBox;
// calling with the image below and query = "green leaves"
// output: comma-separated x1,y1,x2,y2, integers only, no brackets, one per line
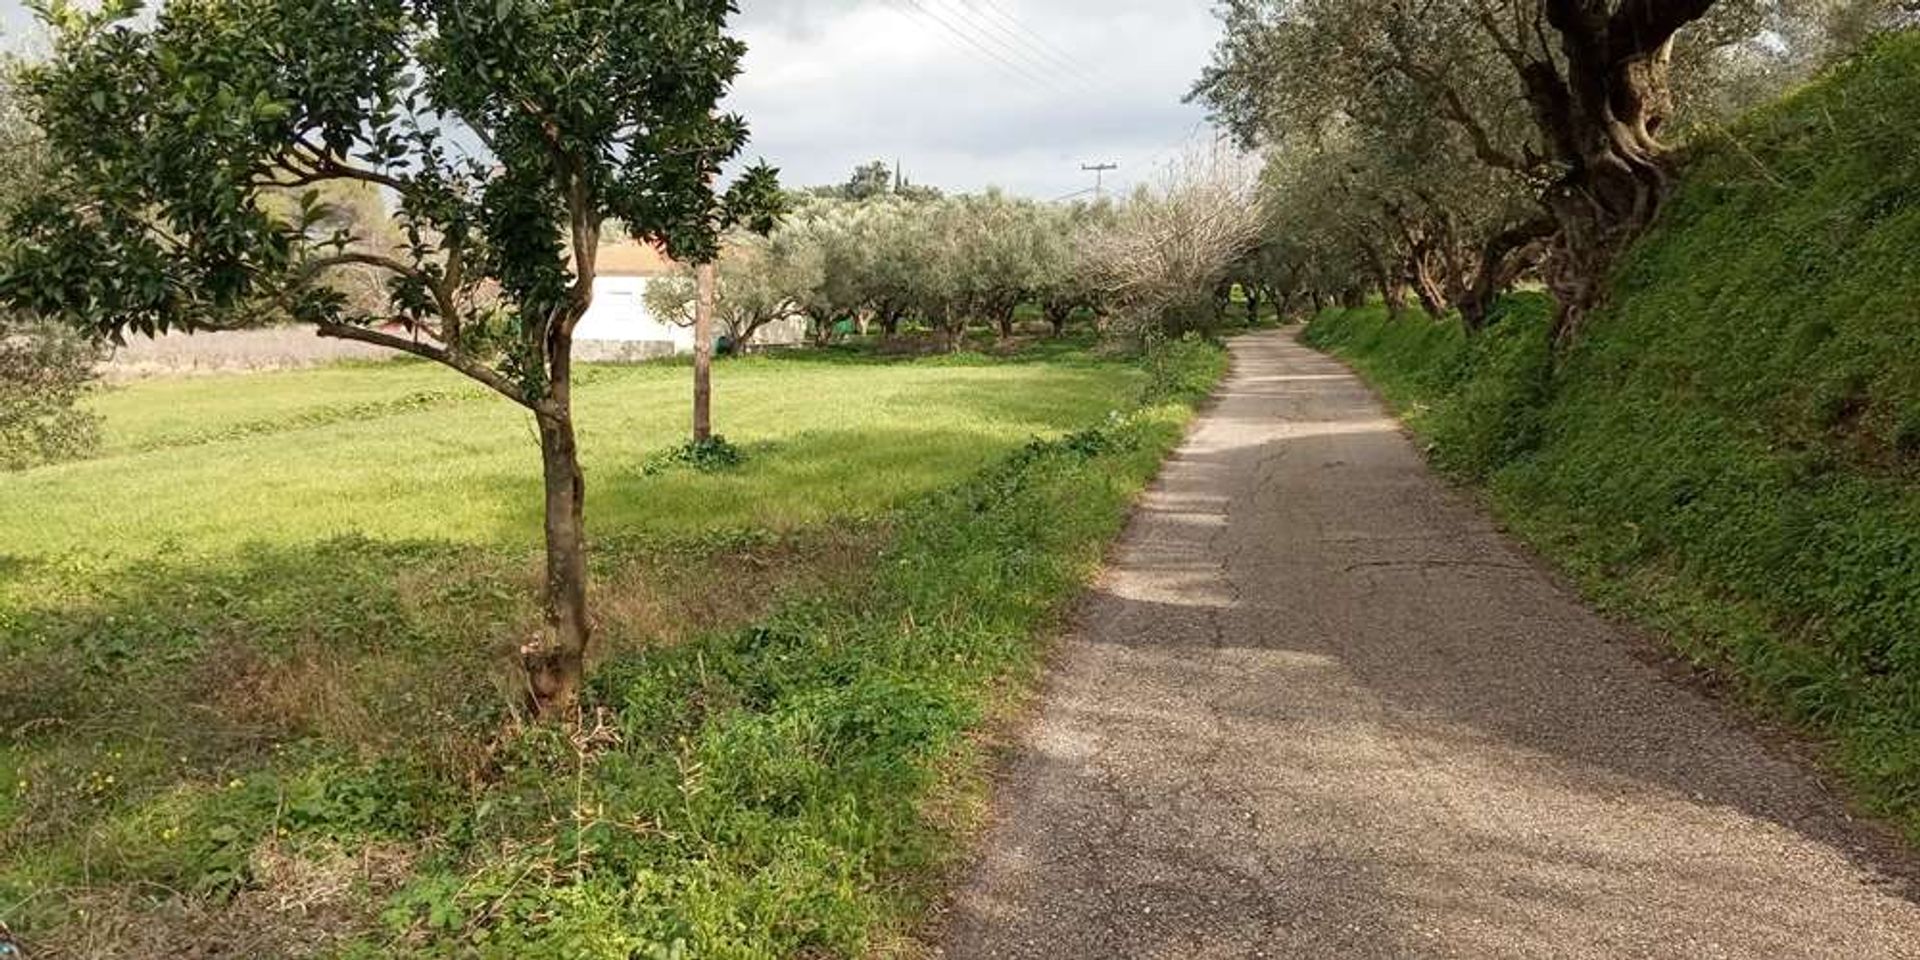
2,0,775,402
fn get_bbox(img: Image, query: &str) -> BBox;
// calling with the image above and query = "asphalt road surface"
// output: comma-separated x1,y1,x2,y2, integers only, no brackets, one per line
937,330,1920,959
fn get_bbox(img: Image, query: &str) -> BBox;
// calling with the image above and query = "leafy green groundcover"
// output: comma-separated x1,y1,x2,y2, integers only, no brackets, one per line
1,338,1225,958
363,340,1224,957
1303,35,1920,842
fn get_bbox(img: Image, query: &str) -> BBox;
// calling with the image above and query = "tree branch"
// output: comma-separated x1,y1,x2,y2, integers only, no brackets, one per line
314,320,528,407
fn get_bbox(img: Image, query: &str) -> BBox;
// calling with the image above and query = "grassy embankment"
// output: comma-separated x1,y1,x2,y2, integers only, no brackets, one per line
1305,34,1920,839
0,335,1227,957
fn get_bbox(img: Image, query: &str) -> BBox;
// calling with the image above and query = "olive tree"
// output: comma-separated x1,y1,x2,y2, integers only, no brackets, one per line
0,0,779,715
944,192,1043,341
903,200,974,350
646,230,819,351
1032,202,1109,336
855,198,926,339
1193,0,1805,335
783,199,871,344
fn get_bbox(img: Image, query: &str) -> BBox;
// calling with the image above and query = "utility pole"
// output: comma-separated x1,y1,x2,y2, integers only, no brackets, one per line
1081,161,1117,201
692,261,715,443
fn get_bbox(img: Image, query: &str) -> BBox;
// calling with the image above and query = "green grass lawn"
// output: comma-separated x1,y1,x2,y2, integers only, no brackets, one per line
7,345,1132,556
0,336,1226,958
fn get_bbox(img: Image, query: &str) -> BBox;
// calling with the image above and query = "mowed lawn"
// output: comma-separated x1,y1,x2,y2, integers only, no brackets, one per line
0,340,1175,957
3,346,1139,557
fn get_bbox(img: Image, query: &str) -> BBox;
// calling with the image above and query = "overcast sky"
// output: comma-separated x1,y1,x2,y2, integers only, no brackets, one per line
2,0,1226,200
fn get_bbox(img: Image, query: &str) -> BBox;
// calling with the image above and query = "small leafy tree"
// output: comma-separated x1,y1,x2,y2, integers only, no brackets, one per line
0,0,780,715
645,230,819,350
1,53,104,471
0,320,103,471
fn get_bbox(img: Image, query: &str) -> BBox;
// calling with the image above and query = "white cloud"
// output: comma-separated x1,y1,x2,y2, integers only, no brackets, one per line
728,0,1224,197
0,0,1227,199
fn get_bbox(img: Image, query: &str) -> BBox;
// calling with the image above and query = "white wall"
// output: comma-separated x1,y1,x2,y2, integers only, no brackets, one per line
574,275,693,351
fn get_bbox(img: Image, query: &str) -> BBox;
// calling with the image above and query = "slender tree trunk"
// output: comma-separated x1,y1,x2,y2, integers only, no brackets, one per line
528,405,590,716
1408,252,1448,320
997,310,1015,342
692,262,714,442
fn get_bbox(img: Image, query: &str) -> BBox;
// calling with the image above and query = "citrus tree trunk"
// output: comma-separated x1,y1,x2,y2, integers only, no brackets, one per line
527,406,591,716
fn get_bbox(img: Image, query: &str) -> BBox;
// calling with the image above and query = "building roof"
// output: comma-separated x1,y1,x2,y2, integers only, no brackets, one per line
596,240,677,277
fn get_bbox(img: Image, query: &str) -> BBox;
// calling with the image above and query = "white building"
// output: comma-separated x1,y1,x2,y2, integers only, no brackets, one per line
574,240,809,360
574,241,690,361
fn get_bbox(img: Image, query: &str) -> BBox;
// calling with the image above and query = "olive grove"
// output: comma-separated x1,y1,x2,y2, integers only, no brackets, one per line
1194,0,1917,337
646,190,1131,350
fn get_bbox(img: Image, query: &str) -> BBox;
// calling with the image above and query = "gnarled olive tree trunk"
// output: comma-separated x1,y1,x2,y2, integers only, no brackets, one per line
1529,0,1716,339
1458,216,1556,333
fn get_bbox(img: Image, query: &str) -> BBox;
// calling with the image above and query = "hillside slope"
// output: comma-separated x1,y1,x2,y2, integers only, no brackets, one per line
1305,32,1920,837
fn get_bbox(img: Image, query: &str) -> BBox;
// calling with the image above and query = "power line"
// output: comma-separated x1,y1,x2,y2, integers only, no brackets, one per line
885,0,1066,93
968,0,1088,79
927,0,1090,91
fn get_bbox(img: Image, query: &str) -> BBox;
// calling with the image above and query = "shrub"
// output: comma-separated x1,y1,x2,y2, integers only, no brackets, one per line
0,319,103,470
641,435,748,476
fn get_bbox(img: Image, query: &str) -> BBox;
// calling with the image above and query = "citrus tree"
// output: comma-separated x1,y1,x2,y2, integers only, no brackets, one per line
0,0,780,715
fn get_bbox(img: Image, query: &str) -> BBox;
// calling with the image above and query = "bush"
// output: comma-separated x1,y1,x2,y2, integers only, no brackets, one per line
641,435,748,476
0,320,103,470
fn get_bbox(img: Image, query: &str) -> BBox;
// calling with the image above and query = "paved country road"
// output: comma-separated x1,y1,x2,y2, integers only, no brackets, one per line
936,331,1920,959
